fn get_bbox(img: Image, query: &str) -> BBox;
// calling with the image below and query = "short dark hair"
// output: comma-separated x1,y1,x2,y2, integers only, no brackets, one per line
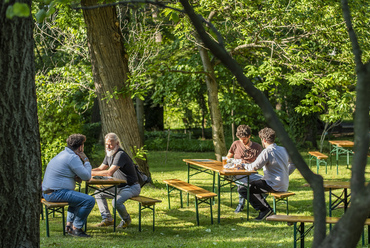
236,125,252,138
66,134,86,151
258,128,275,144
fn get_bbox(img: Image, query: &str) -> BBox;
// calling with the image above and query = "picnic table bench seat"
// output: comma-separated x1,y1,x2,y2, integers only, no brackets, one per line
129,195,162,232
163,179,217,225
267,214,370,248
41,198,69,237
309,151,328,174
267,191,296,215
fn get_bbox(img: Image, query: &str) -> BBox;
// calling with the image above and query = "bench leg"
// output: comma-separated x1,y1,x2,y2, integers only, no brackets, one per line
153,205,156,232
195,197,199,226
272,197,277,214
209,198,213,225
293,222,306,248
316,158,320,174
286,197,289,215
62,207,65,236
293,222,297,248
45,206,50,237
180,191,183,208
138,202,142,232
166,184,171,209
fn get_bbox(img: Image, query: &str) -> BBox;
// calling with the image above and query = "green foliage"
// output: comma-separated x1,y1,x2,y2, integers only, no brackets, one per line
33,6,96,170
6,2,30,19
131,145,148,161
144,131,215,152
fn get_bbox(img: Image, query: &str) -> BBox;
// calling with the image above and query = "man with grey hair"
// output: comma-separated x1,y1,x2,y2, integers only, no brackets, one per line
92,133,141,229
241,127,296,221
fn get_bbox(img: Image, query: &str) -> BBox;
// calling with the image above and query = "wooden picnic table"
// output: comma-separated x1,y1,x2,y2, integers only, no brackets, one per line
85,176,127,232
329,140,354,173
182,158,257,223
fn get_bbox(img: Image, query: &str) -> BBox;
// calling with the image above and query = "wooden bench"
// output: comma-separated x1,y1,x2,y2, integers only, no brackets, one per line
129,195,162,232
267,192,295,215
308,151,328,174
41,198,69,237
267,215,370,248
163,179,217,226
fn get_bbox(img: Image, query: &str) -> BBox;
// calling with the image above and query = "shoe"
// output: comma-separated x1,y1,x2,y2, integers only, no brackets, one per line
255,209,273,221
117,216,131,229
96,219,114,227
70,228,91,238
65,225,73,235
234,203,244,213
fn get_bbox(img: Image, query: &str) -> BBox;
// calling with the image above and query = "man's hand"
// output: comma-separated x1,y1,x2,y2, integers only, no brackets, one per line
76,151,89,163
74,175,82,183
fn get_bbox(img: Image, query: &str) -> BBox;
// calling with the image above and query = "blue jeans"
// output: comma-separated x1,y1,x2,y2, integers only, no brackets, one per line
42,189,95,229
95,183,141,221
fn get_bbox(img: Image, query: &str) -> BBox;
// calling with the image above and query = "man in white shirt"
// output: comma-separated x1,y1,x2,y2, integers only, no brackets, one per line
240,128,295,220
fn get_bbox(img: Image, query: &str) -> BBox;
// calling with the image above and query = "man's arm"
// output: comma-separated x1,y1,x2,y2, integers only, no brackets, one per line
91,164,119,177
226,152,234,159
244,150,269,171
70,156,92,181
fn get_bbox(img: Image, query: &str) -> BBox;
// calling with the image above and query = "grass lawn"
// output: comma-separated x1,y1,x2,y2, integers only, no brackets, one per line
40,150,369,248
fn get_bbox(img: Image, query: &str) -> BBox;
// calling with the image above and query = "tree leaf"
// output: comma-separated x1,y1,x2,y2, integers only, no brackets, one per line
36,9,47,23
12,3,30,17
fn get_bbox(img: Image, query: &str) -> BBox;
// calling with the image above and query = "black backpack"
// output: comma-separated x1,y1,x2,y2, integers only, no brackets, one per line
134,164,151,187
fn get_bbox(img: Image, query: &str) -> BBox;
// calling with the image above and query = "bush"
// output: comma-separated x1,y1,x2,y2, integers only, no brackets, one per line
145,130,215,152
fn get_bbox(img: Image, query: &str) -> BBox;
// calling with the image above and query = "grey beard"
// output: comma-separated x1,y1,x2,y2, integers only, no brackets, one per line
106,147,118,157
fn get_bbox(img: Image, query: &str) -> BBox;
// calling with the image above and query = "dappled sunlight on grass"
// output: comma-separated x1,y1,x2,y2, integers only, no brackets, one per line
40,150,368,248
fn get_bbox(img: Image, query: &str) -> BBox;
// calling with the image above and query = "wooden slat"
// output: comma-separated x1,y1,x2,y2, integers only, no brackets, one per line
267,215,370,225
329,140,354,148
309,151,328,160
269,192,295,198
163,179,217,199
130,196,162,206
41,198,69,208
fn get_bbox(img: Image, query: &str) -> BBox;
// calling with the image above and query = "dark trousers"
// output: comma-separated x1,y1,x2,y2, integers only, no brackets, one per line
238,179,274,212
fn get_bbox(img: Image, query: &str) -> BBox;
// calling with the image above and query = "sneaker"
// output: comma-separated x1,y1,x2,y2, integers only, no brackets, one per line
234,203,244,213
117,216,131,229
255,209,273,221
70,228,91,238
65,225,73,235
96,219,114,227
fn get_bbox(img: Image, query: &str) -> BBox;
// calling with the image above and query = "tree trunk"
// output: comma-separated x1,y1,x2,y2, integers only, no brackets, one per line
0,0,41,246
136,97,145,142
81,0,150,176
197,39,227,160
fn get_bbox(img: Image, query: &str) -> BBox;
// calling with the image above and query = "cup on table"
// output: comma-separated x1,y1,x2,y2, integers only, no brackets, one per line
222,156,227,165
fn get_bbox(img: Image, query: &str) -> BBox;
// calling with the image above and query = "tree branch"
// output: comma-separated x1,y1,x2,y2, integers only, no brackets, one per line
341,0,363,69
179,0,327,245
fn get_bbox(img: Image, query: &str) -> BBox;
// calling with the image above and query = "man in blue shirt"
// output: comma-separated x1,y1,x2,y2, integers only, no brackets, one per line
42,134,95,237
241,128,296,220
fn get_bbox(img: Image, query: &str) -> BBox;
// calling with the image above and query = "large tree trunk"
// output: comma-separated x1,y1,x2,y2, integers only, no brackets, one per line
197,40,227,160
81,0,150,176
0,0,41,247
136,97,145,142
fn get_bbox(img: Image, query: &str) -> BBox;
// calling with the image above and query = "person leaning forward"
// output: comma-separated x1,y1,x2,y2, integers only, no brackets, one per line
92,132,141,229
42,134,95,238
226,124,263,213
240,127,296,221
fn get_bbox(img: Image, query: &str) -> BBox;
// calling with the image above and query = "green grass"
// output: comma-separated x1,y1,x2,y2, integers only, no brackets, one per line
40,150,369,248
